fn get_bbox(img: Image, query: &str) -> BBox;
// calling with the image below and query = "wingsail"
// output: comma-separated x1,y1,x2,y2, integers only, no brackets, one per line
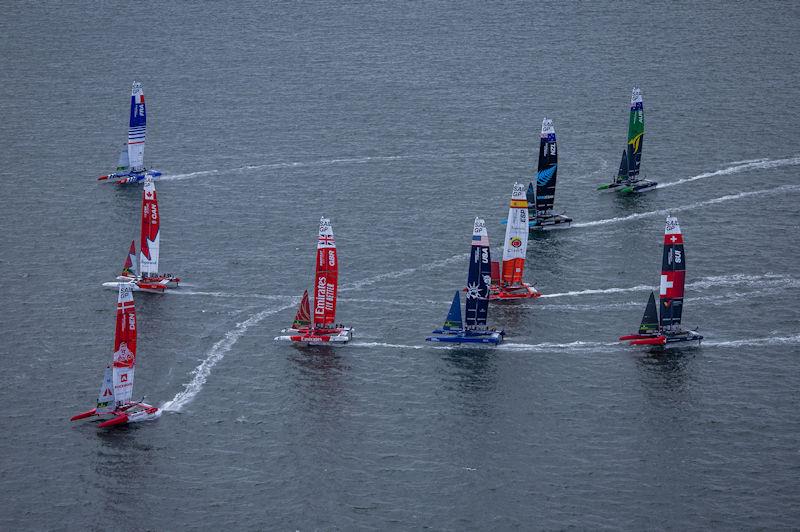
139,177,160,278
292,289,311,329
313,217,338,329
465,217,491,329
659,215,685,330
112,283,137,405
128,82,146,172
501,182,528,285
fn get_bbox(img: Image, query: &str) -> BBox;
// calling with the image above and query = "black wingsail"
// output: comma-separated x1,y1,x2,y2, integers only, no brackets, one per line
534,118,558,215
639,292,659,334
615,149,629,184
465,218,491,329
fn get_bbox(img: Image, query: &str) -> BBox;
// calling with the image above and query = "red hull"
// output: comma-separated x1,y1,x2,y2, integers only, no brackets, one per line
629,336,667,346
98,414,129,428
70,408,97,421
488,283,541,301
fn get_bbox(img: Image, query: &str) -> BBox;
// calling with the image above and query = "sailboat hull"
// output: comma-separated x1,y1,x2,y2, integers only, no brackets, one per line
72,403,160,427
530,214,572,231
488,282,541,302
426,329,504,345
99,169,162,184
275,327,353,346
601,179,658,194
621,330,703,348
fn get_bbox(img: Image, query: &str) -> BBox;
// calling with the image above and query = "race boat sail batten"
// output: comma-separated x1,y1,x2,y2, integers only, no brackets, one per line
619,215,702,347
275,217,352,345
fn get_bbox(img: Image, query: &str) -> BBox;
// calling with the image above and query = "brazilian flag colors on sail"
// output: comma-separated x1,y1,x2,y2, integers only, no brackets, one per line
626,87,644,181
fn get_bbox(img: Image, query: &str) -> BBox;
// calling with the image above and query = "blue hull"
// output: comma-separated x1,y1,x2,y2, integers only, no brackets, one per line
426,329,504,345
107,169,162,184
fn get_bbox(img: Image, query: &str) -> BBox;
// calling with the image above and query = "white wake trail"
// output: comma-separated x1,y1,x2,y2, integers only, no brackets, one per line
704,334,800,348
656,156,800,189
542,273,798,299
170,290,294,301
161,301,296,412
573,184,800,228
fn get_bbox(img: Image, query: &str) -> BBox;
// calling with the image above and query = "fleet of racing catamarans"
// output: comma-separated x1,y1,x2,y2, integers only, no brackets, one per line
72,82,704,428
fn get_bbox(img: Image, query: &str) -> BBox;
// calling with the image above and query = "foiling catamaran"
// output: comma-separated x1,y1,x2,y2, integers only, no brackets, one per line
427,218,504,345
489,183,540,301
529,118,572,230
619,215,703,347
98,81,161,185
597,87,656,194
275,217,353,346
71,284,160,428
103,176,180,293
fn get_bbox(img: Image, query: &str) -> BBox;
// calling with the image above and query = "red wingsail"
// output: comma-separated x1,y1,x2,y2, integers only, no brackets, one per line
292,289,311,329
659,215,685,330
313,217,338,329
139,177,160,277
112,284,137,404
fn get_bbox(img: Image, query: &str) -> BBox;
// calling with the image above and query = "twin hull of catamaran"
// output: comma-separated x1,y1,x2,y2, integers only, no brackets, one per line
98,82,160,184
71,284,160,428
275,217,353,346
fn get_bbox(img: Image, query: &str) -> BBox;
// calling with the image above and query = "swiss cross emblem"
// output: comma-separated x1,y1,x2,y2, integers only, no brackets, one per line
670,235,678,243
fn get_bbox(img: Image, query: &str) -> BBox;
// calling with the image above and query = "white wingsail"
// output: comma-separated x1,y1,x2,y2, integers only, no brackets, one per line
116,145,130,172
128,81,146,172
501,182,529,285
95,365,116,414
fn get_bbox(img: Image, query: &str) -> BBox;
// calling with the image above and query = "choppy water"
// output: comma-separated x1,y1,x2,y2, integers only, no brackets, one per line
2,1,799,529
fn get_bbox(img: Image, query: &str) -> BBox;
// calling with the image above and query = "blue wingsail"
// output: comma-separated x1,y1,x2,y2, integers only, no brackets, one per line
442,291,463,331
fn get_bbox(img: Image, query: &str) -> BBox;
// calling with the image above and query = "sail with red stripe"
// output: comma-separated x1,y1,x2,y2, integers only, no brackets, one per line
112,283,137,405
121,240,137,277
292,289,311,329
139,176,160,278
313,217,338,328
659,215,685,331
128,81,146,171
501,182,529,286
